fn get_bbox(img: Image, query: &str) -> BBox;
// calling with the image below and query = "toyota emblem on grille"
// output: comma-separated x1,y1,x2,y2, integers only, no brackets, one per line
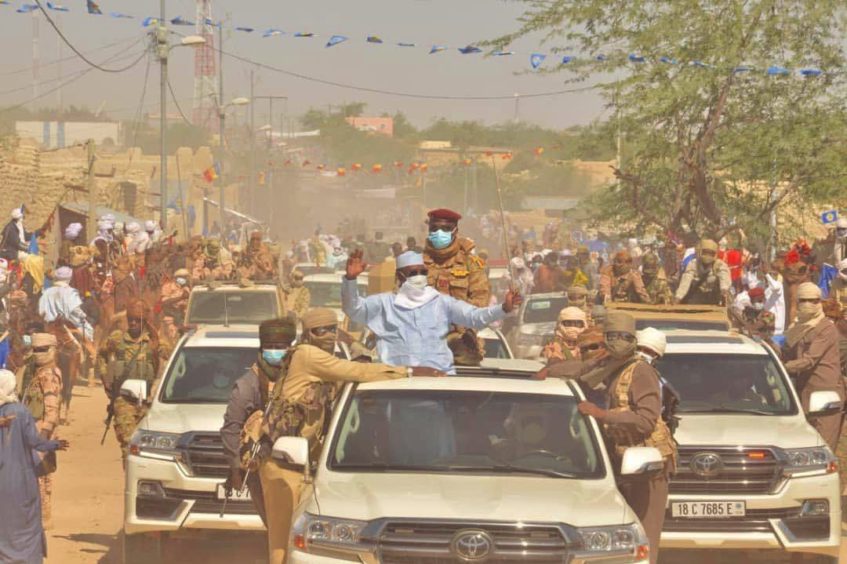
450,529,494,561
690,452,724,477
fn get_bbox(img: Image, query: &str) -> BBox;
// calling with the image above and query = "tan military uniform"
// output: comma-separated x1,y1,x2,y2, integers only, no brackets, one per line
643,270,673,305
830,277,847,310
675,259,731,305
284,286,311,320
98,330,158,461
599,266,652,304
19,360,62,525
599,359,676,564
424,237,490,365
259,345,405,564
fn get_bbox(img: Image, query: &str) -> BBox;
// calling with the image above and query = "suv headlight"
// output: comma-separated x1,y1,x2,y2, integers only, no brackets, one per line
577,523,648,559
129,430,181,460
291,513,369,553
782,446,837,476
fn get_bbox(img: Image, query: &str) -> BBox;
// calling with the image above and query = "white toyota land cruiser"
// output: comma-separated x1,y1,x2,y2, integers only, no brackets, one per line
121,326,263,563
274,368,664,563
658,330,841,562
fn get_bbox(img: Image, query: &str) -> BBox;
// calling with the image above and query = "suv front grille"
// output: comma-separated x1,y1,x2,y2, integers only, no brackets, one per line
378,521,569,563
181,432,230,478
670,447,782,495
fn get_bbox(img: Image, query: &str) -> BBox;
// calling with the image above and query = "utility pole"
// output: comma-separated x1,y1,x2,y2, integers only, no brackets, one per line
615,89,622,171
157,0,169,229
56,13,62,110
217,22,225,231
86,140,97,242
253,95,288,221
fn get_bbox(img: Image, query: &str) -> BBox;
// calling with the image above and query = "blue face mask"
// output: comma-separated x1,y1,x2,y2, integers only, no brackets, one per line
262,349,287,367
428,229,454,250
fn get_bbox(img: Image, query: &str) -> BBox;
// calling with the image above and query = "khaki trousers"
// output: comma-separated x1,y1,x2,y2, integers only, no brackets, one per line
259,459,304,564
618,464,670,564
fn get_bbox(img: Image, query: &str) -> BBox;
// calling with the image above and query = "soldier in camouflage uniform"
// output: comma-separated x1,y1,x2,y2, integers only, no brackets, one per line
422,208,490,366
255,313,428,563
675,239,731,305
97,301,159,463
640,252,673,305
599,251,652,304
576,312,676,564
17,333,62,526
283,271,311,320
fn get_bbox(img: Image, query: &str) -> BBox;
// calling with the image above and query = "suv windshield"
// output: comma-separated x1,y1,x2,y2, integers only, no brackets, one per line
523,297,568,324
306,280,367,309
660,353,797,415
187,291,278,324
330,390,604,479
161,347,256,403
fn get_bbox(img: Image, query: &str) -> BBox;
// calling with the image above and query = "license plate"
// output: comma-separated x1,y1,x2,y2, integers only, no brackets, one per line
671,501,745,518
215,484,252,502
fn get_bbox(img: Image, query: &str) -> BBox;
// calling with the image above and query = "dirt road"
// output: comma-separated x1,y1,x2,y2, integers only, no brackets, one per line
46,384,847,563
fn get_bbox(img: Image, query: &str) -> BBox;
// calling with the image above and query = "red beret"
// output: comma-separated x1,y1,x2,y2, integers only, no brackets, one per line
748,287,765,299
427,208,462,222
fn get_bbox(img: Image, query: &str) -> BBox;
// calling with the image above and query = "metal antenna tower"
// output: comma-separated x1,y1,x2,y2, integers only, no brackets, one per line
192,0,218,128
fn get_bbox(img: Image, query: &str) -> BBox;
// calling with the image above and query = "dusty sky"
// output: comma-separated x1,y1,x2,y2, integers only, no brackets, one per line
0,0,607,129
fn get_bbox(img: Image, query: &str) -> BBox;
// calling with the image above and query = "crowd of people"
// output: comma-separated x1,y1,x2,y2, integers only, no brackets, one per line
1,201,846,564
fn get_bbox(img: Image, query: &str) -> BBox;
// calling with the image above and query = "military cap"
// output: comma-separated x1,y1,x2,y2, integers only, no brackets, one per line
259,317,297,345
605,311,636,336
427,208,462,222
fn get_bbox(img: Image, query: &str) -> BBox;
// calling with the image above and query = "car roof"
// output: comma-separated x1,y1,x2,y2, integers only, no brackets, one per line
357,376,576,396
183,324,259,348
662,329,768,356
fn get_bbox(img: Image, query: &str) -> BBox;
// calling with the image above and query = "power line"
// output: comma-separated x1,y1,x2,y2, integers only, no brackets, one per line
167,77,194,126
33,0,150,73
165,30,602,101
130,52,153,147
0,35,142,78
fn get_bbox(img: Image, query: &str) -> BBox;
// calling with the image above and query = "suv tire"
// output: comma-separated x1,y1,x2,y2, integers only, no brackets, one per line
122,531,163,564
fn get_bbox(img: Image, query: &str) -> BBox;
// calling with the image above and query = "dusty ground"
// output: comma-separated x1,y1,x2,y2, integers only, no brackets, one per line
47,384,846,564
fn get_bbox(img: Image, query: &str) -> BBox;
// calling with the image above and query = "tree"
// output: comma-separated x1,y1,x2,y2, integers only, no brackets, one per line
494,1,847,246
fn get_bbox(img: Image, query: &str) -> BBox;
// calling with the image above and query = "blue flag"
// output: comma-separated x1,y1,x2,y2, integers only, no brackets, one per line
530,53,546,69
366,36,383,44
492,50,514,56
326,35,348,48
458,45,482,54
263,28,283,37
110,12,133,18
142,16,159,27
46,2,70,11
800,68,823,77
429,45,447,54
821,210,838,224
236,26,255,32
659,56,676,65
397,42,416,47
561,55,574,64
171,16,194,26
628,53,645,63
767,65,789,76
16,4,38,13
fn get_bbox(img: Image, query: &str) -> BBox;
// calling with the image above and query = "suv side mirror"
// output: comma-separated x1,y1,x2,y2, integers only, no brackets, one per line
119,379,148,404
620,446,665,476
272,437,309,467
807,391,843,418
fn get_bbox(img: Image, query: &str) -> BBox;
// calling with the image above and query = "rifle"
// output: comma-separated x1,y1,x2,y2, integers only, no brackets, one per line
221,394,276,518
100,341,146,446
100,399,114,445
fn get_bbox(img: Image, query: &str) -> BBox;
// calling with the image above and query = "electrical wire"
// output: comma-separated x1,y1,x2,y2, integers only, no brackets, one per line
129,52,153,148
0,35,143,77
33,0,150,73
165,30,602,101
167,77,194,126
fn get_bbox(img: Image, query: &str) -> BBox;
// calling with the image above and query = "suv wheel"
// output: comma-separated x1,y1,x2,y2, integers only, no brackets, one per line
122,531,163,564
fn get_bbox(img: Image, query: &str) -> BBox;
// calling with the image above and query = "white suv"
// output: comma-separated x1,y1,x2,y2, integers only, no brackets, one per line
275,367,663,563
122,326,263,563
658,330,841,562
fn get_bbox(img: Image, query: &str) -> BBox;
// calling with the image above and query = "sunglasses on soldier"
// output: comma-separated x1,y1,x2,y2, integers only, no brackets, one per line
605,331,636,343
798,298,821,304
32,346,52,353
580,343,603,353
559,320,584,328
310,325,337,337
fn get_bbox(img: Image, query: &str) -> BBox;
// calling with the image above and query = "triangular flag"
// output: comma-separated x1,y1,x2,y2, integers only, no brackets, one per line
429,45,448,54
142,17,159,27
530,53,546,69
204,18,219,27
800,68,823,77
767,65,790,76
397,42,416,47
236,26,255,33
46,2,70,11
326,35,348,48
17,4,37,13
85,0,101,14
628,53,645,63
561,56,574,64
263,28,284,38
294,32,314,38
110,12,133,18
171,16,194,26
367,36,383,44
459,45,482,54
659,56,677,64
492,50,514,56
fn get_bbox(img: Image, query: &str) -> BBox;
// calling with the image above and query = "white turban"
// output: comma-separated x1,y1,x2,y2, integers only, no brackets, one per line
126,222,141,234
54,266,73,281
396,251,424,269
145,220,157,232
0,369,17,406
65,222,83,240
10,208,22,220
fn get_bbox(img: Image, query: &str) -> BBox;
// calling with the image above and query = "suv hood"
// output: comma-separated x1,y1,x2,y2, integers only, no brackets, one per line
313,472,632,527
139,402,227,435
518,322,555,336
676,413,824,449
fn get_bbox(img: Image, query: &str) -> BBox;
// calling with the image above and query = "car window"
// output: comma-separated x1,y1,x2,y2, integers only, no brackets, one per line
187,291,278,324
306,281,367,309
330,390,604,479
161,347,257,403
659,353,797,415
522,297,568,324
483,337,510,359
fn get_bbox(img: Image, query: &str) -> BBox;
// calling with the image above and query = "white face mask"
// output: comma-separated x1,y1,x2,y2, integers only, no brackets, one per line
403,274,429,292
752,302,764,311
637,351,656,365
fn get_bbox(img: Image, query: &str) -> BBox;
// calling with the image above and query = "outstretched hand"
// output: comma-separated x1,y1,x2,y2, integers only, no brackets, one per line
345,249,368,280
503,289,523,313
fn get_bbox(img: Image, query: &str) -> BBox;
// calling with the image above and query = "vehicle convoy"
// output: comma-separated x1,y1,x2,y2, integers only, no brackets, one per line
506,292,569,360
184,281,283,326
302,272,369,324
658,330,841,562
122,326,263,563
275,367,662,563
